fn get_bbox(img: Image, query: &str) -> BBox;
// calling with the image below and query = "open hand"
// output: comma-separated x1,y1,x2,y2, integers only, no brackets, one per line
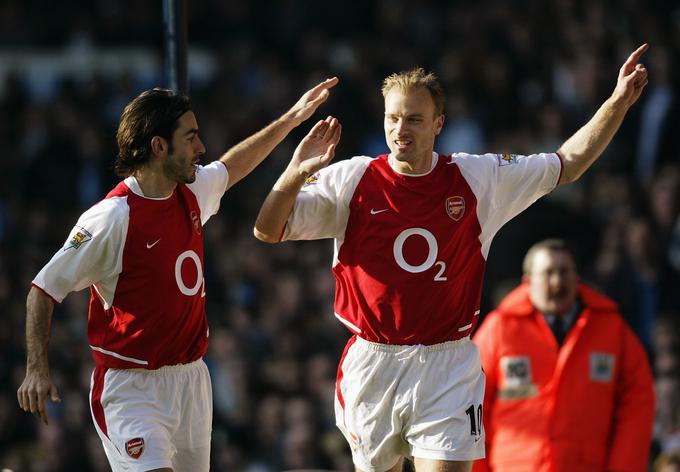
291,116,342,177
284,77,339,126
612,44,649,107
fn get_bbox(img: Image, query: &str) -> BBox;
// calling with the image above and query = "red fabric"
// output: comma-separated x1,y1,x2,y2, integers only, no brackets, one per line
87,181,209,369
90,365,109,437
334,154,483,345
473,283,655,472
335,335,358,410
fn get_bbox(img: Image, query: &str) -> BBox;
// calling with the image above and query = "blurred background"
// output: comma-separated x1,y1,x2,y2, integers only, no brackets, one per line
0,0,679,470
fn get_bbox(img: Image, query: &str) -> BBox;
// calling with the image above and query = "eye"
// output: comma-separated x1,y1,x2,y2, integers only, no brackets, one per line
408,117,422,124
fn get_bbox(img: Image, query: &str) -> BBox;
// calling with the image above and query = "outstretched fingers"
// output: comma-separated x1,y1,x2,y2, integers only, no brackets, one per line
323,117,342,147
306,119,330,141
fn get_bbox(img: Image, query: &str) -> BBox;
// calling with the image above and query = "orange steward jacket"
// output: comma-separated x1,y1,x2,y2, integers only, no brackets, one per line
472,283,655,472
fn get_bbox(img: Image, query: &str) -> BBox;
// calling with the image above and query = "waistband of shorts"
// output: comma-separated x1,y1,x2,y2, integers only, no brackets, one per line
353,336,470,353
115,357,205,374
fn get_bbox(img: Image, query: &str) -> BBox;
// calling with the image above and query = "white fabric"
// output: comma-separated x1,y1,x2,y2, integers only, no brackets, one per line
91,359,212,472
452,152,560,258
33,161,228,307
284,155,373,266
187,161,229,224
335,337,486,470
285,152,560,264
33,196,129,306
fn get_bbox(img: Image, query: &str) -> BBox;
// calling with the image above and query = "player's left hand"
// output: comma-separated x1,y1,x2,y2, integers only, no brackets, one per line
611,43,649,108
284,77,339,126
291,116,342,176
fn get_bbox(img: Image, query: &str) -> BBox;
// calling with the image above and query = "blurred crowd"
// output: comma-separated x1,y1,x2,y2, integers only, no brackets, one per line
0,0,679,470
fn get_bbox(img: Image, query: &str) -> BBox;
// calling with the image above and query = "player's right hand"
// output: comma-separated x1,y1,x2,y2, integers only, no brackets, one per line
291,116,342,176
17,370,61,425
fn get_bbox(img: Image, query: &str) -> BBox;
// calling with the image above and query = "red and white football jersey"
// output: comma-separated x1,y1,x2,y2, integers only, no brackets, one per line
284,152,561,345
33,162,228,369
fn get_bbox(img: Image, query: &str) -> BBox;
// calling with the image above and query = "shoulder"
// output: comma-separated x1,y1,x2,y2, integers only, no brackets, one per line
82,194,129,224
306,156,375,189
328,155,375,174
578,284,619,314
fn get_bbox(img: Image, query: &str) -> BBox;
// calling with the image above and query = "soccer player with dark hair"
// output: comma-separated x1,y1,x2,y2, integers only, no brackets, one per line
17,77,338,472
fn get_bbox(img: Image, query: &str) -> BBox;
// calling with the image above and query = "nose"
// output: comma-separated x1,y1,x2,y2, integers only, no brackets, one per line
195,136,206,155
394,118,407,135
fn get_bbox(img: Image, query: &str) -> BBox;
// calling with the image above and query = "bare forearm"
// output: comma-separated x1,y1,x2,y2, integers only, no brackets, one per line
557,96,630,184
25,287,54,373
254,167,308,243
219,114,298,190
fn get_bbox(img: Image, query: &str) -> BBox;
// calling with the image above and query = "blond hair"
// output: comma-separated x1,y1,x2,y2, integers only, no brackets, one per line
381,67,445,116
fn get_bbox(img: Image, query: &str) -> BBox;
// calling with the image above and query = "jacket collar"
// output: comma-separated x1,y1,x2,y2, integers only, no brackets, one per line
497,282,618,317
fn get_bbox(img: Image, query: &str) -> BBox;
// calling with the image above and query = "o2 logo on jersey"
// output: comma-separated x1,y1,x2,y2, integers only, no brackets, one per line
393,228,447,281
175,250,206,297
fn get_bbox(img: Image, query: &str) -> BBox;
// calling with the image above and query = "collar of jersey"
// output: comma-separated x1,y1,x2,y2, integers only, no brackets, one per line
124,176,175,200
387,152,438,177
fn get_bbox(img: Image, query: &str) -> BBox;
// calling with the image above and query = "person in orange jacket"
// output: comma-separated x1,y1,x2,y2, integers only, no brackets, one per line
472,239,655,472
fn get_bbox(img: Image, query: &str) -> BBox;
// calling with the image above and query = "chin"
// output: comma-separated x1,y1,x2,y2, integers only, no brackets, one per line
390,150,411,161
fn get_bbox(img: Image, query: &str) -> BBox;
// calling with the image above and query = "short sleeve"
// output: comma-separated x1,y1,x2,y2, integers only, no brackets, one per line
454,152,562,258
283,156,373,241
32,197,129,303
187,161,229,225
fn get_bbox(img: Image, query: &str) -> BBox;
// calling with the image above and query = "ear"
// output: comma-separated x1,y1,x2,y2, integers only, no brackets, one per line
150,136,168,157
434,114,445,135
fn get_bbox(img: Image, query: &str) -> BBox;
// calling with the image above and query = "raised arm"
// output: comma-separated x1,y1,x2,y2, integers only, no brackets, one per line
557,44,649,185
219,77,339,190
254,116,342,242
17,286,61,425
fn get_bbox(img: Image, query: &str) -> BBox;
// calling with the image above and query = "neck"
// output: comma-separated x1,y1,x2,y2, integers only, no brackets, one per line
391,151,433,175
133,168,176,198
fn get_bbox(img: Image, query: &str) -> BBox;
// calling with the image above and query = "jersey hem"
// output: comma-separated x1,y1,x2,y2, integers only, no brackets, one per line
31,283,61,304
554,151,565,188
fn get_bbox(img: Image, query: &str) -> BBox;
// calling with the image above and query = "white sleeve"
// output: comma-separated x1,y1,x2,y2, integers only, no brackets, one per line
454,152,562,258
283,156,373,241
187,161,229,225
32,197,129,303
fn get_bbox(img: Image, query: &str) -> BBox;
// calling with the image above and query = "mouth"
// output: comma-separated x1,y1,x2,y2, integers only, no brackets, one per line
394,139,413,150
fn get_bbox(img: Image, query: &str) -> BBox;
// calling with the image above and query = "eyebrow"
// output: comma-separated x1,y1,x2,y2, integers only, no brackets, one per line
183,128,199,137
384,113,425,118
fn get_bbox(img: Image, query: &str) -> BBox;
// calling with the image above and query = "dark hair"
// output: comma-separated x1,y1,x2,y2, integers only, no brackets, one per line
522,238,579,275
115,88,191,176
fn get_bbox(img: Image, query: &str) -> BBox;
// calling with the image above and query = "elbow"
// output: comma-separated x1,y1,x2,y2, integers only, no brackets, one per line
253,226,280,244
555,150,585,185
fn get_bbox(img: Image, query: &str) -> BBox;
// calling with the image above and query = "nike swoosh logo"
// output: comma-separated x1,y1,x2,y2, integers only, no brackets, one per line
370,208,389,215
146,239,161,249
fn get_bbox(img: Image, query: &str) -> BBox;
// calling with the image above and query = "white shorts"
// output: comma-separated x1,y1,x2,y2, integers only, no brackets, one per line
335,336,486,471
89,358,212,472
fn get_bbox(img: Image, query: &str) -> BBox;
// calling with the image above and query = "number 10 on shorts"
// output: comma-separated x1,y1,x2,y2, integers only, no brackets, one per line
465,404,483,439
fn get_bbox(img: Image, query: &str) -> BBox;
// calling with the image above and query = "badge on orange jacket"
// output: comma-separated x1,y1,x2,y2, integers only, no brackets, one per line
499,356,537,399
590,352,615,382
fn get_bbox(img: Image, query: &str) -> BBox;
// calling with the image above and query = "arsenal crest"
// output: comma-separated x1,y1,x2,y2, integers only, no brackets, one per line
446,196,465,221
126,437,145,459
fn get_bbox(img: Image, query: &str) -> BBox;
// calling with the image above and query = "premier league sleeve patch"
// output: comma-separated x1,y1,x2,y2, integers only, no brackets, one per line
497,153,518,166
63,226,93,251
590,352,615,383
303,172,320,187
